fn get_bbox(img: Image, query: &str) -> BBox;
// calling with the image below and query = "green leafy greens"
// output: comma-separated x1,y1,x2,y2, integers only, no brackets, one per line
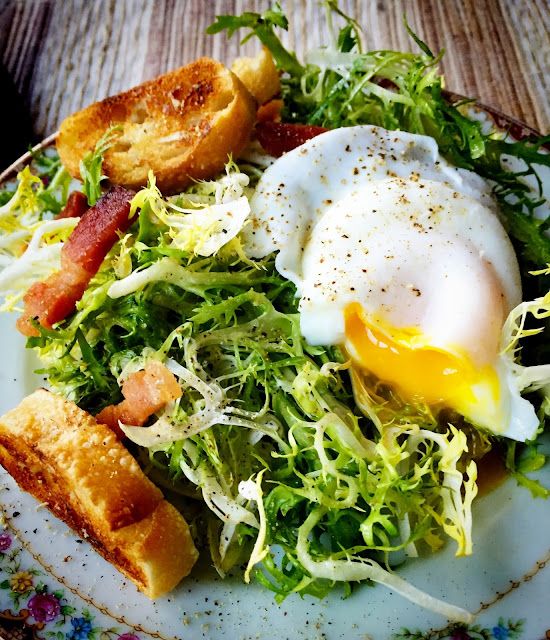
80,125,122,205
0,150,75,311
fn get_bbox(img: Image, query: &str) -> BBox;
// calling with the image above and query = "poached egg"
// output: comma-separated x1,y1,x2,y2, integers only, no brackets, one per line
243,125,539,441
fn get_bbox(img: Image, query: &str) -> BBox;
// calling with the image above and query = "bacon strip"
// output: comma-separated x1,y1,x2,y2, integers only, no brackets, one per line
56,190,89,219
18,186,134,336
256,121,328,157
256,99,283,123
97,362,182,439
62,186,135,273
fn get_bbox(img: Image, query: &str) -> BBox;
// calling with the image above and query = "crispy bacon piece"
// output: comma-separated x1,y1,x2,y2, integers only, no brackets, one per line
16,260,89,335
63,186,135,273
97,362,182,439
17,186,134,336
256,99,283,123
56,191,89,219
256,121,328,157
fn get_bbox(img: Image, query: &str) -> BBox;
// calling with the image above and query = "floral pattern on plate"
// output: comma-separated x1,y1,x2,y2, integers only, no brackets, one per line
0,532,141,640
2,524,549,640
393,618,529,639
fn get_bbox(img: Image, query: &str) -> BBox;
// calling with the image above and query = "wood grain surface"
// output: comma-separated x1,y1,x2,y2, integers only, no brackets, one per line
0,0,548,165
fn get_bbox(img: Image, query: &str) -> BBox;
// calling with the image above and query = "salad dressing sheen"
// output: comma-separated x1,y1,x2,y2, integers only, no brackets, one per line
476,449,508,497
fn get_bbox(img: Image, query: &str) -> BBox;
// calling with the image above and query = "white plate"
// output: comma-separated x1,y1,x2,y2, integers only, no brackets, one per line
1,111,550,640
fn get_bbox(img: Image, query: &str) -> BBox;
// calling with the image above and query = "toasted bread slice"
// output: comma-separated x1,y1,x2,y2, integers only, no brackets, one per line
0,389,198,598
57,58,257,194
231,48,281,106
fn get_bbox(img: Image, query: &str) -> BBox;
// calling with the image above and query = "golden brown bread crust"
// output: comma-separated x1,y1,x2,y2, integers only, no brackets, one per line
0,389,198,598
231,48,281,105
57,57,257,194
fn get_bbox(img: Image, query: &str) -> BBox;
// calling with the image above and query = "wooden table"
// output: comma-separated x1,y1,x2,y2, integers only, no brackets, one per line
0,0,549,167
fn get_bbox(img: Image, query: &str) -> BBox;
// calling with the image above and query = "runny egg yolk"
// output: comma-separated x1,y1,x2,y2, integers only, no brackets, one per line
344,302,500,412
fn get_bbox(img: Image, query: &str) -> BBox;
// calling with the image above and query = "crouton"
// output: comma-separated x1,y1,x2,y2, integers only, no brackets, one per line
231,47,281,105
0,390,198,598
57,58,257,194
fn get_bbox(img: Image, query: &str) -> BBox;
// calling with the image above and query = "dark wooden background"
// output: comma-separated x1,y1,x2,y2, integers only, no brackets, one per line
0,0,548,168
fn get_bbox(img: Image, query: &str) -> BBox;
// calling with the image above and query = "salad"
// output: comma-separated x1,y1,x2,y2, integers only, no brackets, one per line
1,2,549,624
